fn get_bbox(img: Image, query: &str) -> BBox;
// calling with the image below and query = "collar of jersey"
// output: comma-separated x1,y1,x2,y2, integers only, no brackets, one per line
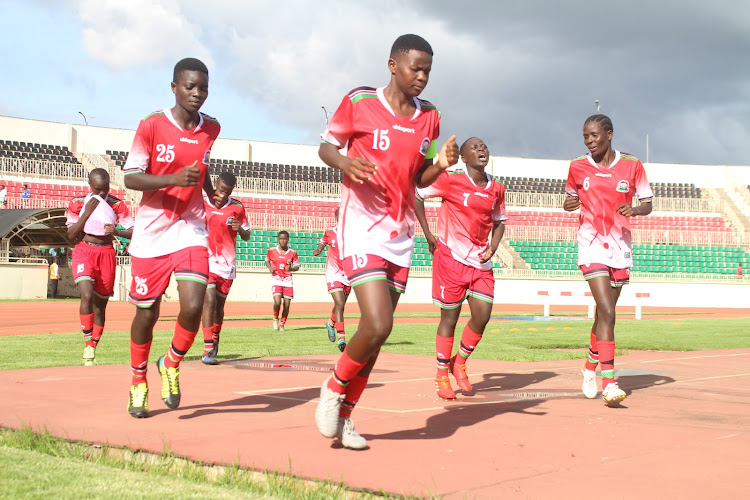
164,107,204,133
586,149,621,169
205,195,233,210
376,87,422,120
455,164,492,190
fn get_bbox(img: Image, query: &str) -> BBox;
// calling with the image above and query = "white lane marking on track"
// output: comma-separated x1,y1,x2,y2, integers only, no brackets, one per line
716,434,738,440
640,352,750,364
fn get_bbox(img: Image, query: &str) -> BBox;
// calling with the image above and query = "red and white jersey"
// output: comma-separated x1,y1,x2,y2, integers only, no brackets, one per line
566,150,653,268
265,245,300,286
417,167,507,270
123,108,220,258
204,196,250,279
66,193,134,236
321,86,441,267
320,226,349,284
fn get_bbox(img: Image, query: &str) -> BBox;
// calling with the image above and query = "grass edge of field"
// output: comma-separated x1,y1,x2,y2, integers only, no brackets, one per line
0,426,433,500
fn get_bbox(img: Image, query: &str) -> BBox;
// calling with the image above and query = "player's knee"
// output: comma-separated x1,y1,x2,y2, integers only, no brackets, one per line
596,303,616,323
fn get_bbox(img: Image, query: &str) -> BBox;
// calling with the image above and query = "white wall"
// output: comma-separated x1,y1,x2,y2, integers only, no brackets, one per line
0,263,48,299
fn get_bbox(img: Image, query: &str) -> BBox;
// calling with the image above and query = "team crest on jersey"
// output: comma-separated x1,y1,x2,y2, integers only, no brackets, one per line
616,180,629,193
419,137,431,156
203,149,211,165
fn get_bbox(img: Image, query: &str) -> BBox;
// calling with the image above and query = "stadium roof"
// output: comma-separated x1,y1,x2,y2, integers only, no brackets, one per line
0,208,70,248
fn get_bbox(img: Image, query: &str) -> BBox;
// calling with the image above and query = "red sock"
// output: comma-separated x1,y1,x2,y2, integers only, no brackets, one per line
92,324,104,346
280,315,288,326
330,313,336,325
273,311,279,320
212,322,222,345
598,340,616,388
335,321,345,341
164,323,198,369
202,326,214,354
80,313,95,347
435,335,454,378
130,339,152,386
456,324,483,365
584,330,599,371
340,375,368,418
327,349,367,394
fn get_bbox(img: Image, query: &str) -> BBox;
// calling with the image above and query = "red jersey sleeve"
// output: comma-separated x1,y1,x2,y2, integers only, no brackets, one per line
65,198,84,226
565,161,579,198
114,200,135,229
633,160,654,201
321,92,355,149
123,116,154,175
493,183,507,222
265,248,273,264
415,169,449,201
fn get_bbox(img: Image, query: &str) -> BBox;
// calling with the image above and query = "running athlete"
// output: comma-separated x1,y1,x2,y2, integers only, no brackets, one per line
415,137,506,399
66,168,134,366
265,230,300,332
200,171,250,365
123,58,221,418
314,34,459,449
564,114,653,406
313,208,350,352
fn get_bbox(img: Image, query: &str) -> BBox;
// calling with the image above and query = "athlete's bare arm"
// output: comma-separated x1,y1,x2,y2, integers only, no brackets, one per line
415,198,437,253
415,136,458,188
563,195,581,211
124,161,200,191
318,142,377,184
480,221,505,263
66,197,100,241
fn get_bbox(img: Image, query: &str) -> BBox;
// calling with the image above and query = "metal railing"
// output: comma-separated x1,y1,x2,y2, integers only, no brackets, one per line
504,225,749,246
0,157,88,181
2,197,67,210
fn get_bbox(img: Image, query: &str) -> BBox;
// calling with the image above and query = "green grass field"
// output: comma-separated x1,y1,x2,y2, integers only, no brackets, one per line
1,314,748,498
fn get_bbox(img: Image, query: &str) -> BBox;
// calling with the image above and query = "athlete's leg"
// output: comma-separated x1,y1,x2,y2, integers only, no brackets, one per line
201,286,217,357
586,276,616,342
331,291,346,323
79,280,95,316
586,276,623,403
91,293,109,346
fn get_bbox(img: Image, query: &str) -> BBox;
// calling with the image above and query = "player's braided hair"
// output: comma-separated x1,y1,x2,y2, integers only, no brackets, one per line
278,230,290,238
218,171,237,187
584,114,613,134
390,34,433,57
173,58,209,82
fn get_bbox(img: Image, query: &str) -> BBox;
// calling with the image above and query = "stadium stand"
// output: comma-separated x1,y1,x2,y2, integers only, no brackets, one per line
495,176,702,199
508,240,749,276
0,136,744,281
106,150,344,183
1,139,83,165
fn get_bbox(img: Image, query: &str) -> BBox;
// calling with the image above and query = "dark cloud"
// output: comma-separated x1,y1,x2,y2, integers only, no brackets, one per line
409,1,750,164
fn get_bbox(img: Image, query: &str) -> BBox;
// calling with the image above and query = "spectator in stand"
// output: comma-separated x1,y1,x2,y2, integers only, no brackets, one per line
0,185,6,208
21,184,30,208
737,263,743,278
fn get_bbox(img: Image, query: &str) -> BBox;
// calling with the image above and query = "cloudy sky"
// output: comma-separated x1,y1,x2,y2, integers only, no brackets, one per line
2,0,748,166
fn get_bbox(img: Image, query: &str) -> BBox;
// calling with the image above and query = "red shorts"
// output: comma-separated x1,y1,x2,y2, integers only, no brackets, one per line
343,253,409,294
432,241,494,309
327,280,352,296
72,241,116,297
272,285,294,299
128,246,209,308
208,273,233,297
580,263,630,287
